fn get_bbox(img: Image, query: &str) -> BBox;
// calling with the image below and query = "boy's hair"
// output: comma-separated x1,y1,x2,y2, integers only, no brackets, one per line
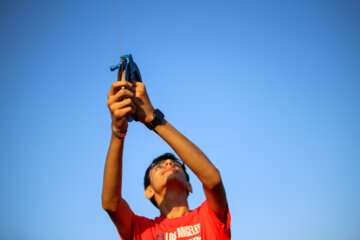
144,153,190,208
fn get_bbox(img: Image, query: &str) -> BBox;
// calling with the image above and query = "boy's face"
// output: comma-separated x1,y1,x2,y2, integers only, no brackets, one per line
146,159,191,197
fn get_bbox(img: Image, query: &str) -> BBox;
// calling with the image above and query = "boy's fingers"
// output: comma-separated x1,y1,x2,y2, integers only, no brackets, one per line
112,80,134,92
113,84,135,95
109,98,133,112
113,80,133,88
114,88,134,99
107,81,134,98
108,89,134,104
113,107,133,119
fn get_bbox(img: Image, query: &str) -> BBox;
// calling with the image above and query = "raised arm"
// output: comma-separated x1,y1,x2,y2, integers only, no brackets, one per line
101,74,136,240
133,82,228,221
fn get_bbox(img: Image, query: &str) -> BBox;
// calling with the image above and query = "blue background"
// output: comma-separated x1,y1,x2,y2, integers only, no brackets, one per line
1,0,359,239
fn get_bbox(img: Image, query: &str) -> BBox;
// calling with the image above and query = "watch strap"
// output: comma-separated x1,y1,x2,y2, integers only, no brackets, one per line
145,109,165,130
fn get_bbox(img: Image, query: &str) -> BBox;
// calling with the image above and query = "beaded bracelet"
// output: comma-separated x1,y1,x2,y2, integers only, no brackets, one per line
111,127,127,139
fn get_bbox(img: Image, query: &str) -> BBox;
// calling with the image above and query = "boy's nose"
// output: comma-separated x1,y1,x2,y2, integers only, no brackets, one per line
164,159,174,167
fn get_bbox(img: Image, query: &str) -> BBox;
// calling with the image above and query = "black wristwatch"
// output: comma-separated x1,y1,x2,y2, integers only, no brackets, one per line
145,109,165,130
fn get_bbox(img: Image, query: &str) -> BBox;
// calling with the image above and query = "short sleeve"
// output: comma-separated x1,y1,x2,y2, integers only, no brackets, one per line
199,200,231,239
118,214,155,240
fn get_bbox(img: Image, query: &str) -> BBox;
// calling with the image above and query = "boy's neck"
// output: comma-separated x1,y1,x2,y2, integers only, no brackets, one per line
157,189,189,219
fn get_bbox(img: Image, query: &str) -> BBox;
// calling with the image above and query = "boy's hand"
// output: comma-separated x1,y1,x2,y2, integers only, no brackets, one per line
107,79,136,133
132,81,155,124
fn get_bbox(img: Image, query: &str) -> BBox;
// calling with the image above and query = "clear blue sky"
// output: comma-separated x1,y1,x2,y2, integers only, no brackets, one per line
1,0,359,239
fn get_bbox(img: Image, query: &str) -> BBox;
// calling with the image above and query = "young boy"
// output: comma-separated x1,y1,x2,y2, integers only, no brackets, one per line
102,74,231,239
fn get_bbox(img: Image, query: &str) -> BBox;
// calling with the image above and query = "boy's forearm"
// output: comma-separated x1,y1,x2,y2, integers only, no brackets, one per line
102,135,125,211
154,121,222,189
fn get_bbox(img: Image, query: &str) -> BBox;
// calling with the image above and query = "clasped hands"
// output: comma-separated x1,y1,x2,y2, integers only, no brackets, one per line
107,76,155,133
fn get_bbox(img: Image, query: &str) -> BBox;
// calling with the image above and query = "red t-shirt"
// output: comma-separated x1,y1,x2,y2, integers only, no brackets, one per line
119,200,231,240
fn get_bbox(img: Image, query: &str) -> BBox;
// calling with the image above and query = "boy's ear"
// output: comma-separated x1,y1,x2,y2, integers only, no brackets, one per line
186,182,193,193
144,186,155,199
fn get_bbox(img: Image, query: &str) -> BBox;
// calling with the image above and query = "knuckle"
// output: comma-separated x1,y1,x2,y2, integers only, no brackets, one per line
109,104,116,112
107,99,112,107
119,89,126,95
125,98,132,104
112,81,119,87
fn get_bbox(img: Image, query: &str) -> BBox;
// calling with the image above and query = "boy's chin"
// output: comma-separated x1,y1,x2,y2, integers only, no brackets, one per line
165,174,186,186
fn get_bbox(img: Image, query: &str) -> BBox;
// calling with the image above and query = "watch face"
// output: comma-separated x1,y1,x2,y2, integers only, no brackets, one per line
154,109,164,121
